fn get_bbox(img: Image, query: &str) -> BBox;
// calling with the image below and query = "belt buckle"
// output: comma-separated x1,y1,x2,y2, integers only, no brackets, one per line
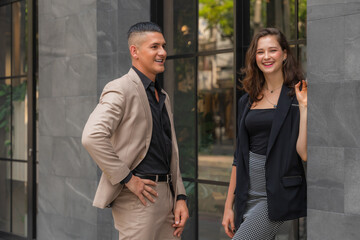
167,174,171,183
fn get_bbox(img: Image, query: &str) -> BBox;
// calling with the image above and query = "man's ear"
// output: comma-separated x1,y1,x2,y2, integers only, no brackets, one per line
129,45,138,59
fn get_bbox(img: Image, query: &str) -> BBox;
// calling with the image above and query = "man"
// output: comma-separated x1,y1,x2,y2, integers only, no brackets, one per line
82,22,189,240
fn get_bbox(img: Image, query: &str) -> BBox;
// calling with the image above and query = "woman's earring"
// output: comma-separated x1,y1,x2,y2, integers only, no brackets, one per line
283,58,287,65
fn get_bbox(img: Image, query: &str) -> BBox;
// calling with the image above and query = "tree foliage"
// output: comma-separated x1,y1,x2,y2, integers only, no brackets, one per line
199,0,234,42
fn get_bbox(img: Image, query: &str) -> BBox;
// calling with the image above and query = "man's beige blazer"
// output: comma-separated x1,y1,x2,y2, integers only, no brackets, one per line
82,68,186,209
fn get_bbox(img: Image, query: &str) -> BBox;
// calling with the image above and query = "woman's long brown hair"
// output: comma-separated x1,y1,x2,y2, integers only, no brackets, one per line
241,28,304,103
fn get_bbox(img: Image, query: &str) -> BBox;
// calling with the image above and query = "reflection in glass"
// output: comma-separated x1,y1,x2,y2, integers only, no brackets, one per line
290,44,297,60
299,44,307,75
198,183,228,240
163,0,196,55
0,80,11,158
198,0,234,51
164,58,196,178
250,0,296,40
11,161,28,237
0,161,11,232
181,181,196,240
0,4,12,77
299,217,307,239
298,0,307,39
250,0,266,34
12,1,28,76
198,53,234,182
12,78,28,160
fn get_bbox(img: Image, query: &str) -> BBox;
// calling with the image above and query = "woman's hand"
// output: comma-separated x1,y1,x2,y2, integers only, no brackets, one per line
295,79,308,161
295,80,307,108
222,207,235,238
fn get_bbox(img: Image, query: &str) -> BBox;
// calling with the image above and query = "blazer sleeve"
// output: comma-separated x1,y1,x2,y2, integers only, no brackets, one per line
82,81,131,185
232,94,249,166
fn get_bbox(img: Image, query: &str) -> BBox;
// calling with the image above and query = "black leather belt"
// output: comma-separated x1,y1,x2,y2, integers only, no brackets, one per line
134,173,172,183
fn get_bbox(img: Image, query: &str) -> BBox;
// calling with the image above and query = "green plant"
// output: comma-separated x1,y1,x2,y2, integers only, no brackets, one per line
0,81,27,156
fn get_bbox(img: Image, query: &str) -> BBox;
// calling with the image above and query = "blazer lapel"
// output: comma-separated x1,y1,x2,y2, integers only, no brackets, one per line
128,68,153,149
266,85,293,157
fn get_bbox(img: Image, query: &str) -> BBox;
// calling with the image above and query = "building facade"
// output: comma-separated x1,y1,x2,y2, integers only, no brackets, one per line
0,0,359,239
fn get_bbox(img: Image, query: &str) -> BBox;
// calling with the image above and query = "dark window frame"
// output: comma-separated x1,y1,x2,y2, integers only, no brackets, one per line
0,0,37,239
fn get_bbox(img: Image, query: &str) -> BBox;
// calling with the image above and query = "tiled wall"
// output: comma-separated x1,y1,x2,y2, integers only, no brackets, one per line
307,1,360,239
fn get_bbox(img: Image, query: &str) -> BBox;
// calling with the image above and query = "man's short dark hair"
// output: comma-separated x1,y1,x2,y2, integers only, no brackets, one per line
127,22,163,42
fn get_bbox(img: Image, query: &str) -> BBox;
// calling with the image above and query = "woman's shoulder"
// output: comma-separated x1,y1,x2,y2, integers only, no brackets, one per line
238,93,249,104
238,93,250,109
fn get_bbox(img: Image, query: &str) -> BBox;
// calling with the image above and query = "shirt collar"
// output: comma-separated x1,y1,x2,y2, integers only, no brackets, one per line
132,66,154,90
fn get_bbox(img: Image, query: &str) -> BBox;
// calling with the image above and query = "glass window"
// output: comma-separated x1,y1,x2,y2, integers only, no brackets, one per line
298,0,307,39
198,183,228,240
0,1,33,238
181,181,196,240
163,0,197,55
299,44,307,76
298,217,307,239
198,0,234,51
164,58,196,178
0,4,12,77
12,1,28,76
11,161,28,236
12,78,28,161
197,53,234,182
0,161,11,233
250,0,296,40
0,79,11,159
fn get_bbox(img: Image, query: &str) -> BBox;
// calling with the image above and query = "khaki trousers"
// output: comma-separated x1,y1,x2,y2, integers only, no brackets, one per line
112,182,179,240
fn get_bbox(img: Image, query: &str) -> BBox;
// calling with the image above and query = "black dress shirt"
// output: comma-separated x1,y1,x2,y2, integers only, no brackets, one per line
132,66,172,175
122,67,186,201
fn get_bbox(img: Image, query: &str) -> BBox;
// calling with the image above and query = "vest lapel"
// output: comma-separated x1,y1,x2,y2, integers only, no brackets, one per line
266,85,293,157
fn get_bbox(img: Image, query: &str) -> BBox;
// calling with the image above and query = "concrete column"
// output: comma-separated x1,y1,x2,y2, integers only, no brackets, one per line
307,1,360,239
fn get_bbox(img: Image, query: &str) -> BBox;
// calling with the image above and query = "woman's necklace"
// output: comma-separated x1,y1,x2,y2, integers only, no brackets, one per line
265,85,282,93
264,93,278,108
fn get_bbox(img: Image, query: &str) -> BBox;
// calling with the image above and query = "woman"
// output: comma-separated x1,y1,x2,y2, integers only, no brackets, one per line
222,28,307,240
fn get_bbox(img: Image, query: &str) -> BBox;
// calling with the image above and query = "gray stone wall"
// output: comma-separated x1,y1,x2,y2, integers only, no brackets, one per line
38,0,98,239
38,0,150,239
307,1,360,239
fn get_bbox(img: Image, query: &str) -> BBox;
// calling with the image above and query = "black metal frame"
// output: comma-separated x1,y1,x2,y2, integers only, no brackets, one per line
0,231,26,240
0,0,19,7
0,0,37,239
26,0,37,238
